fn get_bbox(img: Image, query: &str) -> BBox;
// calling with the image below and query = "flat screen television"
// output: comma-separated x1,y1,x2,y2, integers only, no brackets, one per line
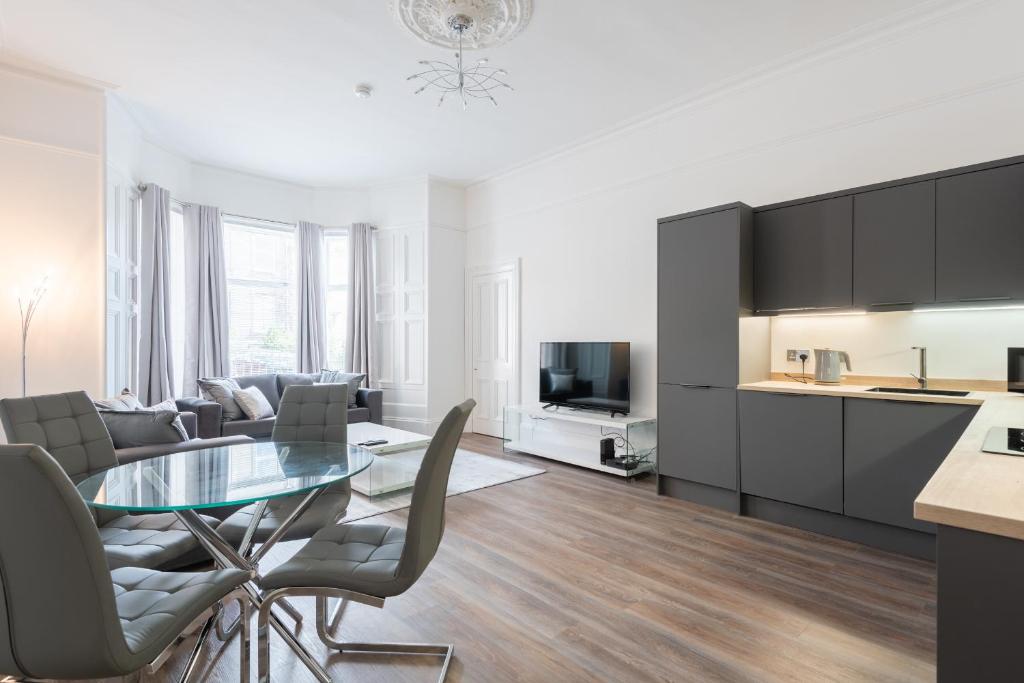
539,342,630,416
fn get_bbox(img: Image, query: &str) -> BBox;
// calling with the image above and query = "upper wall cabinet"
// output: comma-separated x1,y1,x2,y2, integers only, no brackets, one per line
853,181,936,309
658,207,743,387
936,163,1024,303
754,196,853,312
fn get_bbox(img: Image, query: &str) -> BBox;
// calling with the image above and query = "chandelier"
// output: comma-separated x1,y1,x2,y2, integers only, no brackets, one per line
407,13,512,109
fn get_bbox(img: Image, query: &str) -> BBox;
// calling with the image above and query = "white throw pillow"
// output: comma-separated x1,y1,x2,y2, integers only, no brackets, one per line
232,385,275,420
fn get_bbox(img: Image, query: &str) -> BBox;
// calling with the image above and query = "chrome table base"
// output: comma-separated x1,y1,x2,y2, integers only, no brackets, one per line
172,487,329,682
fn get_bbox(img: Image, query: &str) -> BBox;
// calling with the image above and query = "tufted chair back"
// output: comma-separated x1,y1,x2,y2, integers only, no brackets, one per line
0,392,117,478
0,445,130,679
396,399,475,590
272,384,348,444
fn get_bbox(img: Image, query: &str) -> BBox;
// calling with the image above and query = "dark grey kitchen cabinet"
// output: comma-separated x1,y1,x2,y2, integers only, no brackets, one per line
739,391,843,513
754,196,853,312
658,207,744,387
658,384,737,490
853,181,936,308
844,398,978,533
936,162,1024,302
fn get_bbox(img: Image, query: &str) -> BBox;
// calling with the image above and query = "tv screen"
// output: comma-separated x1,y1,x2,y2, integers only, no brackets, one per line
539,342,630,415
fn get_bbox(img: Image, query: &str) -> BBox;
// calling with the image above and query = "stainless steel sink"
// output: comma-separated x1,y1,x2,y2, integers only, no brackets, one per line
865,386,970,397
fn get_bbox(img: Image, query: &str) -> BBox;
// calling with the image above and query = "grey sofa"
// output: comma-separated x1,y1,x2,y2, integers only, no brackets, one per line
112,409,252,464
177,372,382,440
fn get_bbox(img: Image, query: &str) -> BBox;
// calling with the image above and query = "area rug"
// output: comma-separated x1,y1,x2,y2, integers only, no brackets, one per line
340,448,545,522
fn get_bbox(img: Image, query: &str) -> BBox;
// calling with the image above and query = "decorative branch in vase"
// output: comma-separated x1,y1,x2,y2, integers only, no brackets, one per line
17,275,49,397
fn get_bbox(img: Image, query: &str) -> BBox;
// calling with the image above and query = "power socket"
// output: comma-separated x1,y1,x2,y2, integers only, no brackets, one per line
787,349,810,362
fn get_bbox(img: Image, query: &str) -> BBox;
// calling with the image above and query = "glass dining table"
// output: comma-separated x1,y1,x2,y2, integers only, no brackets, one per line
76,440,374,680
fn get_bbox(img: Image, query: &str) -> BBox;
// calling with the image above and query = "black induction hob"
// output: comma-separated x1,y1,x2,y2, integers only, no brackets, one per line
982,427,1024,456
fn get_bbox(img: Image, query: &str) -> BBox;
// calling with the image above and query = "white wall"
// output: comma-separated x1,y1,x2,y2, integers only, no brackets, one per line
427,179,467,428
465,0,1024,417
771,310,1024,381
0,64,105,417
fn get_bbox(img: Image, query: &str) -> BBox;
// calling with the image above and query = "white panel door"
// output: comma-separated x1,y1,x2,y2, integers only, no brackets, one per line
468,263,519,437
105,177,140,395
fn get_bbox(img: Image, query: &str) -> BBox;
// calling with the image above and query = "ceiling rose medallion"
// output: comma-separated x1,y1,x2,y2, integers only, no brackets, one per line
391,0,532,109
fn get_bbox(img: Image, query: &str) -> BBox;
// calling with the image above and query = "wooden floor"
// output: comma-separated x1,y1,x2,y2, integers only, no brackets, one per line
149,433,936,682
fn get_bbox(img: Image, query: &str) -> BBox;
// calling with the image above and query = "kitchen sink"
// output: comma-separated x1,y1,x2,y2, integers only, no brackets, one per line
865,386,970,397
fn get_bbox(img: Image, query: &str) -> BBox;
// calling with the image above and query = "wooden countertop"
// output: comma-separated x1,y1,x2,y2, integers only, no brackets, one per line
739,380,1024,541
737,380,984,405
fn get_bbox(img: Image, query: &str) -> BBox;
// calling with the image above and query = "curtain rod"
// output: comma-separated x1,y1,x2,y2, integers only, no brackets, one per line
137,183,375,229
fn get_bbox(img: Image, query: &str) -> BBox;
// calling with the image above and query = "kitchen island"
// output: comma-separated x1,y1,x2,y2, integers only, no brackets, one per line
740,380,1024,682
913,389,1024,682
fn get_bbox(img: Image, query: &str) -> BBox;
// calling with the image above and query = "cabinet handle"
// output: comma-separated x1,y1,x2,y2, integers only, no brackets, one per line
869,301,913,307
958,296,1011,303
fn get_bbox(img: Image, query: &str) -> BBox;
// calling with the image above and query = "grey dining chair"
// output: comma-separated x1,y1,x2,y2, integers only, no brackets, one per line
0,444,251,682
256,399,475,683
215,383,353,548
0,391,221,570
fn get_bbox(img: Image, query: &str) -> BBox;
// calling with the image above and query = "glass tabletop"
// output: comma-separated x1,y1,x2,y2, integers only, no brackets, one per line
76,441,374,512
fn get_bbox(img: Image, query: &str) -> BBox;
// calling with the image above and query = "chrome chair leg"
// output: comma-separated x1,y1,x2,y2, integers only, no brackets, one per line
259,587,453,683
176,589,250,683
236,591,251,683
258,589,331,683
327,596,347,634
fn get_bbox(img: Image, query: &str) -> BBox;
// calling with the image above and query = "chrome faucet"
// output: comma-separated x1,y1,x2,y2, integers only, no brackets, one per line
911,346,928,389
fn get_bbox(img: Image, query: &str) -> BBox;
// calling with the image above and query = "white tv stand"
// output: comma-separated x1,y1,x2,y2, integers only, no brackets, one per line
502,403,657,477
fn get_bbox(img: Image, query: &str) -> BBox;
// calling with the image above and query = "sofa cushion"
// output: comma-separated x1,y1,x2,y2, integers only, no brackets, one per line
319,370,365,407
115,435,254,464
99,410,189,449
93,391,189,445
347,407,371,424
235,374,281,413
93,389,146,412
276,373,319,398
221,417,276,438
232,386,274,420
198,378,244,421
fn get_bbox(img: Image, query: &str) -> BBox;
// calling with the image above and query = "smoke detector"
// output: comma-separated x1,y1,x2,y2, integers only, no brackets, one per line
354,84,373,99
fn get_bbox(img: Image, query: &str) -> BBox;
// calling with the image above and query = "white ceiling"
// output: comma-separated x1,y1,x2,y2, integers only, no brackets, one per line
0,0,931,186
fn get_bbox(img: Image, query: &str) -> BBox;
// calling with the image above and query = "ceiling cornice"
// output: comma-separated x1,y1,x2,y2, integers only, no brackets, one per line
467,0,988,188
0,48,118,91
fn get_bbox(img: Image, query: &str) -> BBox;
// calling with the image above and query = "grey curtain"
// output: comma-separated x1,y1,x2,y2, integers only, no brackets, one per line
139,184,175,404
297,221,327,373
183,204,230,396
345,223,375,379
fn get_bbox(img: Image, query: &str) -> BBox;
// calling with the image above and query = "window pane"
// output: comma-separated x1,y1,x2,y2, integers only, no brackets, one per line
324,233,349,369
326,234,349,287
224,221,297,376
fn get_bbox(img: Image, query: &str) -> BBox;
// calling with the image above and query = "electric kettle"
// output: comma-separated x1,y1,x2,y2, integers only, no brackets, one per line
814,349,851,384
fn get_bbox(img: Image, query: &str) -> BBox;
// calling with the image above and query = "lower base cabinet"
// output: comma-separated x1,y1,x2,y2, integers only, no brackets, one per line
739,392,843,513
844,398,978,532
658,384,737,490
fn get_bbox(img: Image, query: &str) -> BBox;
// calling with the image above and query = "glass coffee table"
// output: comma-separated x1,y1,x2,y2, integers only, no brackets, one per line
348,422,432,498
75,440,374,683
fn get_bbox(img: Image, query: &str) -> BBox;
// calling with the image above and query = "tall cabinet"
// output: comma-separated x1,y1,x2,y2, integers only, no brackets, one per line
657,203,769,511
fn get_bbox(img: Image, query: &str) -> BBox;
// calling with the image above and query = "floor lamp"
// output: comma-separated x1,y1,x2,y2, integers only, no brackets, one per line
17,276,48,397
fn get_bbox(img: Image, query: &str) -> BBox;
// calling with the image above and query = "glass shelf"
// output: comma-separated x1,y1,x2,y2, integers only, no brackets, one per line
503,404,656,476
